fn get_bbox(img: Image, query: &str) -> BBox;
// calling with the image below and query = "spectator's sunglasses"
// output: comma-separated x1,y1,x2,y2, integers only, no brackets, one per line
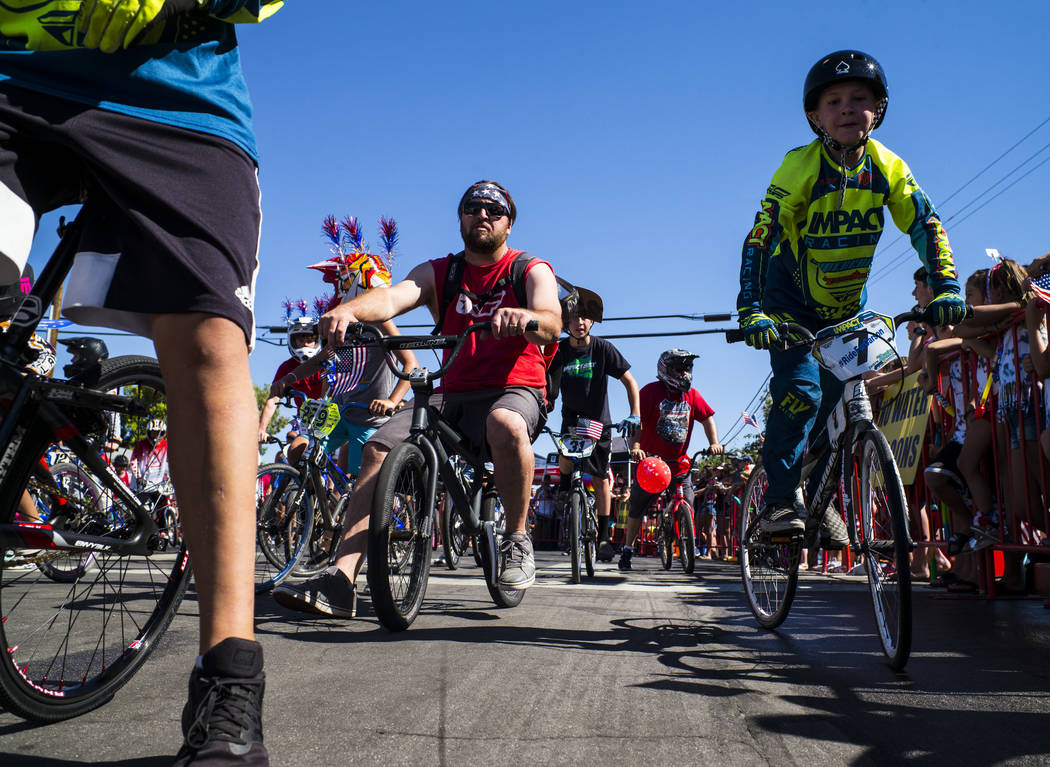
461,201,508,218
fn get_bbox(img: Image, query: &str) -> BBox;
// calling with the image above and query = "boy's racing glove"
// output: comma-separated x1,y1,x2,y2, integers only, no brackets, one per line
738,311,780,350
78,0,204,53
926,292,967,326
618,414,641,437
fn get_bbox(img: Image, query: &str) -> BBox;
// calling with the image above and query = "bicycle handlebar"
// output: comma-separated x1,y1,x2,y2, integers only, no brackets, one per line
725,305,975,349
342,320,540,384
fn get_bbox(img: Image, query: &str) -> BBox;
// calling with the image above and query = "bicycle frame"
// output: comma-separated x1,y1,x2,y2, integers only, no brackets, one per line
0,212,159,557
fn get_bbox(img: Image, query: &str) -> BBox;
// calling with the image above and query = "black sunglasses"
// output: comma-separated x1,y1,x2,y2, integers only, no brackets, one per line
462,201,508,218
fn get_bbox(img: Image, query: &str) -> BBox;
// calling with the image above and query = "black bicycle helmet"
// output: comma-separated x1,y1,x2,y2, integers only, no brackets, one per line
803,50,888,135
58,336,109,379
572,286,604,323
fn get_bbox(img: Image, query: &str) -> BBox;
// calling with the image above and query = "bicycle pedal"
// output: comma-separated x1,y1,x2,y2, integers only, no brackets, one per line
762,532,802,545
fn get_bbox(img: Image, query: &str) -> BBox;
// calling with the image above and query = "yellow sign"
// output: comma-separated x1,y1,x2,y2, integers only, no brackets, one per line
875,372,931,485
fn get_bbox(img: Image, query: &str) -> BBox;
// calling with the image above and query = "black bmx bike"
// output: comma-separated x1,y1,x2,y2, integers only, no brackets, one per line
0,211,186,721
353,322,532,631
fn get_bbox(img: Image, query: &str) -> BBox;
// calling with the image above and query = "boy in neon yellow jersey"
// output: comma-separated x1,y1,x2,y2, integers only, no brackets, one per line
736,50,966,533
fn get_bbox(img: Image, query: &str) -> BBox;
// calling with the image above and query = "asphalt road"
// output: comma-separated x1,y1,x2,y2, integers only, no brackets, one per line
3,551,1050,766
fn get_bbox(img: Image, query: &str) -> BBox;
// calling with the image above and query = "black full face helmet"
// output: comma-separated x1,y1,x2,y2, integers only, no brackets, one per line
57,336,109,380
657,349,699,392
803,50,888,136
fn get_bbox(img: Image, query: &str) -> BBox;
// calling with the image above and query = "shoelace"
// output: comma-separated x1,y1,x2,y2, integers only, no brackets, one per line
499,537,527,568
186,675,263,749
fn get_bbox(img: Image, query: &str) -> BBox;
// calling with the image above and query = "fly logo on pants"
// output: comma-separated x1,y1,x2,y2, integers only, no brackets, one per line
778,391,813,419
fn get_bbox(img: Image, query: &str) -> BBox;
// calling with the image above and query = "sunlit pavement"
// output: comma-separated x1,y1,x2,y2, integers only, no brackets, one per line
3,551,1050,765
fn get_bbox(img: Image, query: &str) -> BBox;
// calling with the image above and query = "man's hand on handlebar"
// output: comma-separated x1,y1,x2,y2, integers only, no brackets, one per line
490,307,535,339
319,303,367,347
629,445,646,463
707,443,725,455
369,398,400,417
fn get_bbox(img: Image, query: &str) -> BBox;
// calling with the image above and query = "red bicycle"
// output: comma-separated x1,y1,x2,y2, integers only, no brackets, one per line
646,455,696,574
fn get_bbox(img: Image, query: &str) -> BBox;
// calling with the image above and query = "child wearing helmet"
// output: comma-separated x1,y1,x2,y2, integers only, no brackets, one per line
735,50,966,535
547,286,642,559
617,349,723,571
257,312,326,448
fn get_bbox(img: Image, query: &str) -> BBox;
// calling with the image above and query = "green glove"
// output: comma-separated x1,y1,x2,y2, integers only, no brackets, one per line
926,292,967,326
739,311,780,350
78,0,203,53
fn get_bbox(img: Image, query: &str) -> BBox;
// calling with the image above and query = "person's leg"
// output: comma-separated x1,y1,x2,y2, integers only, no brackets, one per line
487,407,534,534
152,313,257,655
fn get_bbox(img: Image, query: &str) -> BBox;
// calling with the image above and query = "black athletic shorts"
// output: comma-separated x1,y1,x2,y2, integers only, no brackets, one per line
0,85,261,345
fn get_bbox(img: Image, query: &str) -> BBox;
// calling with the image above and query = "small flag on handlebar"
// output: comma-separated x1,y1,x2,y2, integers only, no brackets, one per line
327,345,368,396
575,417,604,441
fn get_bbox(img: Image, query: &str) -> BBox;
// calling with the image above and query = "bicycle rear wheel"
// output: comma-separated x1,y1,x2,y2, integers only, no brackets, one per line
853,428,912,670
0,355,191,722
676,501,696,574
739,463,801,629
254,463,314,592
441,492,468,570
35,462,97,583
367,443,433,631
569,490,583,584
479,493,526,608
659,508,674,570
293,489,347,578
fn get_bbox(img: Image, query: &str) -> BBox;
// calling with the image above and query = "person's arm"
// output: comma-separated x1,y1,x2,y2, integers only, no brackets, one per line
699,415,723,454
919,337,964,394
321,262,436,346
490,261,561,344
620,369,641,419
369,318,419,416
258,394,280,443
1025,300,1050,381
268,347,336,398
955,301,1024,337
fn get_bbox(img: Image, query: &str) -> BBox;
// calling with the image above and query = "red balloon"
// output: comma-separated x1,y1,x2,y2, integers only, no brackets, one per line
636,456,671,494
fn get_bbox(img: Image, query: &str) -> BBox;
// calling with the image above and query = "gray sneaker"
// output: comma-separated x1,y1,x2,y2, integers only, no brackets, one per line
818,506,849,549
759,505,805,535
498,532,535,590
273,567,356,617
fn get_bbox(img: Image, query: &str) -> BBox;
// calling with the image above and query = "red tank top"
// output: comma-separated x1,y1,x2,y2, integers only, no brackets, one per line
431,249,553,394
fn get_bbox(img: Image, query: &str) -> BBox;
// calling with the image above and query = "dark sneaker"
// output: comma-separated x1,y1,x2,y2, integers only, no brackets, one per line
498,532,535,590
273,567,356,617
597,540,615,561
174,637,267,766
618,547,633,571
759,505,804,535
970,524,1001,551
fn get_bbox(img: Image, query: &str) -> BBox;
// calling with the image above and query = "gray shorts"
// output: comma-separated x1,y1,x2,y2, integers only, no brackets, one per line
367,387,546,453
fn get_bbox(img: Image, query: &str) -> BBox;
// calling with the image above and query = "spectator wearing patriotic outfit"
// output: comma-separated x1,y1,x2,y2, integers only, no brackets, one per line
548,285,642,559
618,349,723,571
275,180,562,618
1024,252,1050,464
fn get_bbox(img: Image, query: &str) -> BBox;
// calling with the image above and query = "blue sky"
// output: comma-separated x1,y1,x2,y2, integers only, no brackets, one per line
27,0,1050,454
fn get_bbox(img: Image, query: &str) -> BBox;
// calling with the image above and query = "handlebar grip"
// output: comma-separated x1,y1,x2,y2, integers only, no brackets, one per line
525,320,539,332
725,329,747,344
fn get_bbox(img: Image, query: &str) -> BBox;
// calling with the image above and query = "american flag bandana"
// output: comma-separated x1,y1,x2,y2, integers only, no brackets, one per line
575,417,604,441
326,345,369,396
1030,273,1050,307
742,410,760,429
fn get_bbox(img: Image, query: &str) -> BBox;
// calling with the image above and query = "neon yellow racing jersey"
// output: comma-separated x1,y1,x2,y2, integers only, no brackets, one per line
737,137,960,329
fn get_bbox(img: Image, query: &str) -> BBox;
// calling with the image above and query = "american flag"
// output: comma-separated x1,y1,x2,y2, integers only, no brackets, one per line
742,410,760,429
1030,273,1050,307
326,345,369,396
575,417,604,441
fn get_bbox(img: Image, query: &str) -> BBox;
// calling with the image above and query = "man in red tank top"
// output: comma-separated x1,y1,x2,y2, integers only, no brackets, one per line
275,181,562,618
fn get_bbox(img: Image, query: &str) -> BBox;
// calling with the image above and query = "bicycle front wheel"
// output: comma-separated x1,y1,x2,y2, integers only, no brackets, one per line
0,355,191,722
676,501,696,574
254,463,314,592
569,490,583,584
583,503,597,578
853,428,912,670
367,443,433,631
659,509,674,570
441,492,467,570
738,463,800,629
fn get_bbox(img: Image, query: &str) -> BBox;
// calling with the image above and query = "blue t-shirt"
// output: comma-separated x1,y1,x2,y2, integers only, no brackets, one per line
0,1,282,161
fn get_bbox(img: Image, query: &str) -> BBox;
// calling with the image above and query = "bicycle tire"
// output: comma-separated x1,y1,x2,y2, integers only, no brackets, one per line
35,462,97,583
367,442,433,631
584,502,596,578
293,488,347,578
0,355,191,722
738,463,801,629
676,500,696,574
479,493,526,608
853,428,912,670
569,489,582,584
659,505,674,570
254,463,314,592
441,493,467,571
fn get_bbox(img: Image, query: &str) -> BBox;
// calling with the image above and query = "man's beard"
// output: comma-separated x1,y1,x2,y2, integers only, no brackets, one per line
461,223,506,254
